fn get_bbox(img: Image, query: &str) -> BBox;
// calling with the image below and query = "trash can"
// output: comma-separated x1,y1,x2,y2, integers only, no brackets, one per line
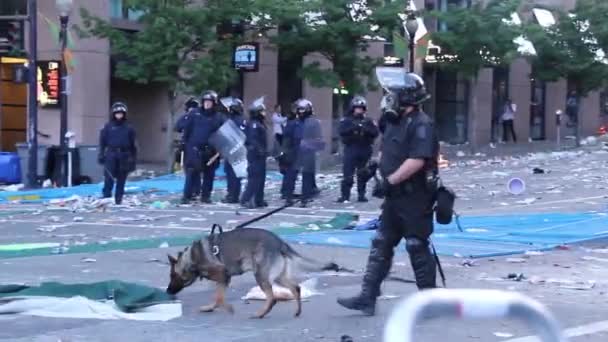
15,143,48,185
78,145,103,183
45,146,92,186
0,152,22,184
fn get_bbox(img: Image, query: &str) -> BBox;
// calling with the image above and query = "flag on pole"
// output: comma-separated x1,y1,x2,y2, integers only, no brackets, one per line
392,30,408,61
40,13,77,72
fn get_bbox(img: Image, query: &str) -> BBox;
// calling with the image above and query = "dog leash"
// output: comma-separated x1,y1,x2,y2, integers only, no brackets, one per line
209,223,224,256
234,198,302,229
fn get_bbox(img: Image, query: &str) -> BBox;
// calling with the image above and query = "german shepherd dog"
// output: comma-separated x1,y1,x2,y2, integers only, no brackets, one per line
166,227,340,319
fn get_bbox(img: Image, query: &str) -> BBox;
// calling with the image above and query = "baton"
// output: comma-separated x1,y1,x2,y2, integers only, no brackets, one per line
206,153,220,166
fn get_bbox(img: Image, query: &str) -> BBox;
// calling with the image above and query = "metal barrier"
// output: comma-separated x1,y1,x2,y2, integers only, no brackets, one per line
384,289,566,342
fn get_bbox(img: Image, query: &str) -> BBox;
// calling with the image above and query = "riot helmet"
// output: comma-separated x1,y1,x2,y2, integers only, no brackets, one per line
111,101,128,120
184,97,200,111
350,95,367,115
201,90,218,110
249,96,267,120
296,98,313,118
230,98,244,114
376,67,430,121
395,73,430,107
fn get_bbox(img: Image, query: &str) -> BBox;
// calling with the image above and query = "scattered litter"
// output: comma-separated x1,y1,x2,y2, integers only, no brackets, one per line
461,259,476,267
81,258,96,263
159,242,169,248
0,184,24,192
307,224,321,231
180,217,207,222
326,237,346,245
493,332,514,338
150,201,171,210
492,171,509,177
48,216,61,222
378,294,400,300
590,248,608,254
532,168,545,174
516,198,536,205
226,220,239,225
506,273,526,281
524,251,544,256
242,278,321,301
582,256,608,263
73,217,84,222
506,258,526,263
547,279,596,290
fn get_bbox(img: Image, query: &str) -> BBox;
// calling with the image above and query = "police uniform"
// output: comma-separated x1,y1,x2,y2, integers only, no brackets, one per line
337,96,379,202
222,98,247,203
337,72,438,316
280,110,302,202
240,102,268,208
98,102,137,205
295,99,324,207
175,97,200,195
181,91,224,204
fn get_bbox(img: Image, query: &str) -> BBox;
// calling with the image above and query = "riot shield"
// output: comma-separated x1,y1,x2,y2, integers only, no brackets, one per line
209,119,248,178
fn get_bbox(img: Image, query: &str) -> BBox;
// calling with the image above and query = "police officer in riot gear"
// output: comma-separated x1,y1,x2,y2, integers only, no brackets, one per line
222,98,247,203
240,100,268,208
295,99,324,207
278,104,300,199
337,96,379,203
175,97,200,193
98,102,137,205
181,90,224,204
337,72,439,316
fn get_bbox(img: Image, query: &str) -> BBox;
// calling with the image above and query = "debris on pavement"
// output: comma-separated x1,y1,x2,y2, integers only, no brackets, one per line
506,258,527,263
242,278,321,301
158,242,169,248
80,258,96,263
493,332,514,338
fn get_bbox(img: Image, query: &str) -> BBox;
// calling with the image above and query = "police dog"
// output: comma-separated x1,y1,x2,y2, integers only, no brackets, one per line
166,227,340,319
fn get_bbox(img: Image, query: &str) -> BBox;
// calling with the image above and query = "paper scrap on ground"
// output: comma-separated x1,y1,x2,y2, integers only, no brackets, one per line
0,296,181,321
242,278,321,301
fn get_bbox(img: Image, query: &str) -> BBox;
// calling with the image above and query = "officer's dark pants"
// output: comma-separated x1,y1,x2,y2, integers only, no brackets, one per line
200,158,218,201
241,156,266,205
359,193,436,299
183,167,201,200
102,154,128,204
302,171,315,201
224,160,241,201
283,165,299,200
341,147,372,199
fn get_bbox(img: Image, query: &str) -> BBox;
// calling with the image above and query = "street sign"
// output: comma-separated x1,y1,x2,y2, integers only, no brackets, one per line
233,43,259,72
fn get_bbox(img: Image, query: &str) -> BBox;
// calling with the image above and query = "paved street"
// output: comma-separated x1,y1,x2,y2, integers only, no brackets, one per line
1,141,607,341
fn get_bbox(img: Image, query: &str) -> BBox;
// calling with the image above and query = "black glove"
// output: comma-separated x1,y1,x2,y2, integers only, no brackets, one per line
372,177,392,199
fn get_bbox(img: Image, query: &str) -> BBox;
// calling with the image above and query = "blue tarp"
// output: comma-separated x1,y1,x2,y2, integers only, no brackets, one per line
283,212,608,258
0,165,283,203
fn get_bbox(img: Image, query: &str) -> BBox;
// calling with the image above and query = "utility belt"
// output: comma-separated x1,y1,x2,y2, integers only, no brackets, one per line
105,147,131,153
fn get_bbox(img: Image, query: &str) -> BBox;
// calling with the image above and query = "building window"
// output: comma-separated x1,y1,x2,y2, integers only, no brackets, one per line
438,0,472,31
110,0,144,21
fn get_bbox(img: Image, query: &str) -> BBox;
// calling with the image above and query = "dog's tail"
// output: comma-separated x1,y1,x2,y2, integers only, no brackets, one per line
280,242,349,273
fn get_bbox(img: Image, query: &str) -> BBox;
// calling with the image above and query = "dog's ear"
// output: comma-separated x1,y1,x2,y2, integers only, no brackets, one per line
167,254,177,265
190,240,204,264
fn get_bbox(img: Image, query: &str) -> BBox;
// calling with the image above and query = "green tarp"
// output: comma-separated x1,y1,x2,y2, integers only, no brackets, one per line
0,280,175,312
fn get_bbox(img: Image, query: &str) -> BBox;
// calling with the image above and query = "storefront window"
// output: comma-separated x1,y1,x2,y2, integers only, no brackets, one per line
434,69,469,144
110,0,144,21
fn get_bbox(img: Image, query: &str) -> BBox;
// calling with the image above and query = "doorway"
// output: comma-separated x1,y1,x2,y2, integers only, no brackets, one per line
491,67,509,143
0,58,27,152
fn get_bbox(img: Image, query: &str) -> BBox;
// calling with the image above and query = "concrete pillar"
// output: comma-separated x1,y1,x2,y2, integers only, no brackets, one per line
544,80,567,141
469,68,493,146
243,39,278,112
580,91,600,137
509,58,532,141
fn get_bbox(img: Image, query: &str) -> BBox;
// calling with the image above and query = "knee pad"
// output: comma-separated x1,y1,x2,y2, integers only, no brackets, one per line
370,236,395,261
405,238,430,254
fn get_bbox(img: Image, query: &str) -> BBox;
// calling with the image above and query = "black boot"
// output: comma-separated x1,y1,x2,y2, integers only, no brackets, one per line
336,196,350,203
337,180,352,203
337,248,392,316
406,239,437,290
357,194,368,202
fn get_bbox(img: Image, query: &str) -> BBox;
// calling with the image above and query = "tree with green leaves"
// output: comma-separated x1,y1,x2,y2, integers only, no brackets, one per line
425,0,523,146
524,4,608,145
258,0,402,98
77,0,251,171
